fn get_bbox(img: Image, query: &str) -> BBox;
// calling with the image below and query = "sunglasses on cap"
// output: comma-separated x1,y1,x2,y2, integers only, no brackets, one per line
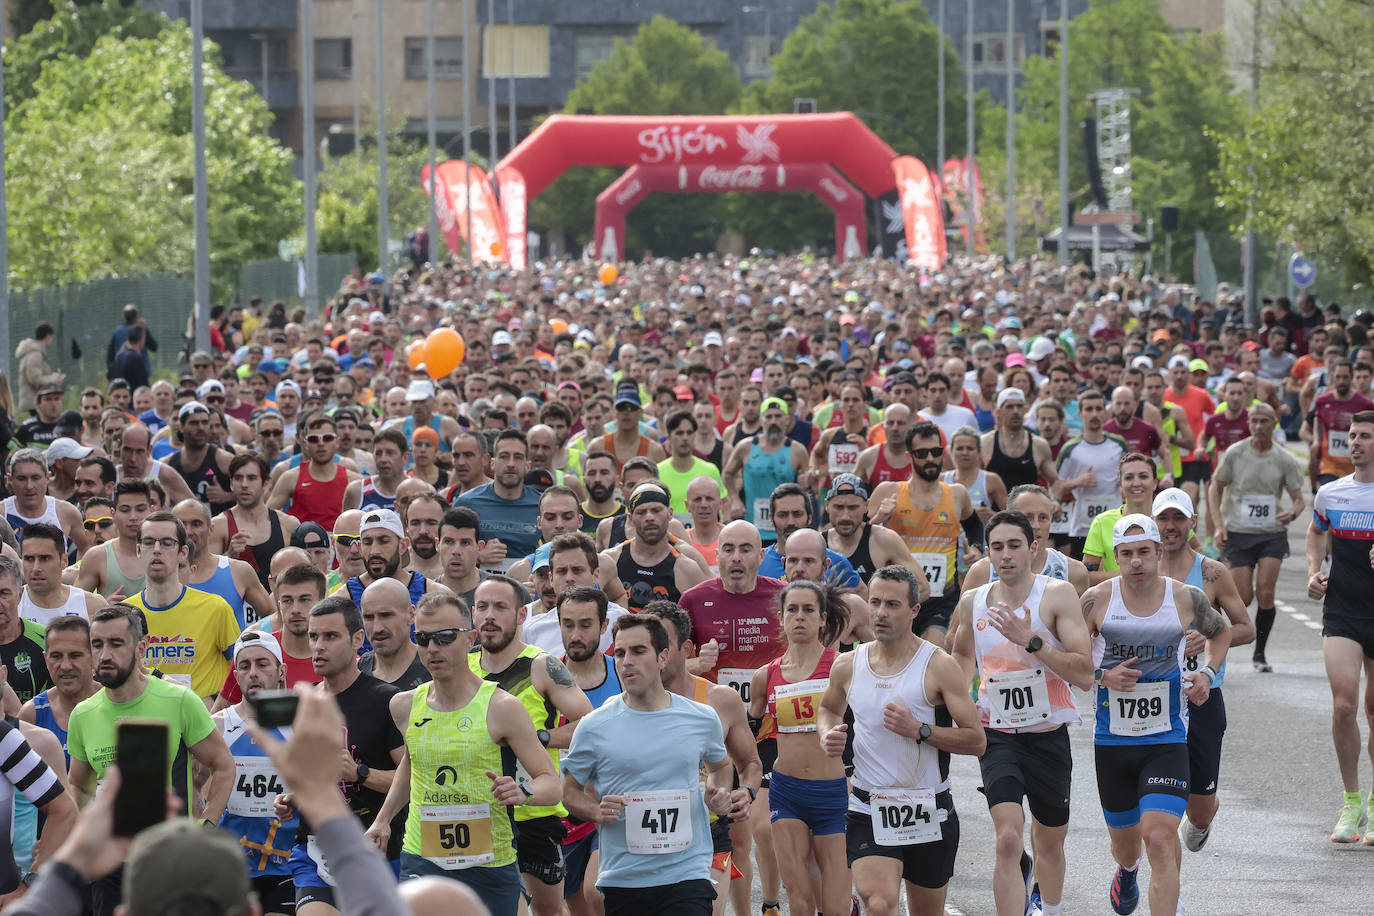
415,626,474,648
83,517,114,531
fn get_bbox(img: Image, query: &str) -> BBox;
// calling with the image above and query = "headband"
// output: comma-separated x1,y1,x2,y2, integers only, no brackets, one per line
628,488,671,512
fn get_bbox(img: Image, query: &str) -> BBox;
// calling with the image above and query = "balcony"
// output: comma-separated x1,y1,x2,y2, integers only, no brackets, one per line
229,69,301,111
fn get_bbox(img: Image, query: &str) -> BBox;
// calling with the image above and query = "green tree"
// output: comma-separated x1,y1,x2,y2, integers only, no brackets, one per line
732,0,968,252
5,0,167,110
1215,0,1374,289
6,25,299,290
7,0,110,37
315,136,449,271
995,0,1242,269
529,15,743,256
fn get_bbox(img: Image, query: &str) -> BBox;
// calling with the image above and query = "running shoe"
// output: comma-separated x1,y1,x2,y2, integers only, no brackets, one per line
1029,881,1043,915
1181,813,1212,851
1110,865,1140,915
1252,654,1273,673
1332,797,1366,843
760,905,780,916
1021,850,1034,915
850,894,861,916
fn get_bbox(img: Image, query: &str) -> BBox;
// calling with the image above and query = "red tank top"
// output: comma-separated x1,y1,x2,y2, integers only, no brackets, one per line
764,647,836,732
289,462,349,530
869,447,912,486
601,432,650,469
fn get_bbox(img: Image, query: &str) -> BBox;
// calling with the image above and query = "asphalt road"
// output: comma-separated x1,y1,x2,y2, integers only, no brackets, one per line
745,514,1371,915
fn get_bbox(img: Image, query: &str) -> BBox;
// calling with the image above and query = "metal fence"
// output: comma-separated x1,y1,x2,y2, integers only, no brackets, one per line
235,253,359,308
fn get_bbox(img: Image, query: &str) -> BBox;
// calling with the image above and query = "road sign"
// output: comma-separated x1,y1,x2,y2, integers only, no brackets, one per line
1290,254,1317,289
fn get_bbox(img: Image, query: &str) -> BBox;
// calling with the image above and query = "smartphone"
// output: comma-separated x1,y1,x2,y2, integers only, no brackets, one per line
113,720,168,837
249,689,300,729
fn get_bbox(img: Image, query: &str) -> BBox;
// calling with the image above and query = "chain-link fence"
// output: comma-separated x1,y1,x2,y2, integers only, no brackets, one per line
235,253,359,308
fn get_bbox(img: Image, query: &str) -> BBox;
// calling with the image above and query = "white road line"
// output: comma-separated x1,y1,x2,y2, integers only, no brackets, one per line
1291,613,1311,621
945,906,967,915
1305,621,1323,630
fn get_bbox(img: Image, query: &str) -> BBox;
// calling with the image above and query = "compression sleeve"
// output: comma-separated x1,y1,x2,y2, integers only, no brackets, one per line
961,512,985,549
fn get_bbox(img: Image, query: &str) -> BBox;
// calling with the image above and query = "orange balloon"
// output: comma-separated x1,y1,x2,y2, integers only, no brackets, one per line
407,339,427,371
425,327,466,378
550,319,569,335
598,263,619,285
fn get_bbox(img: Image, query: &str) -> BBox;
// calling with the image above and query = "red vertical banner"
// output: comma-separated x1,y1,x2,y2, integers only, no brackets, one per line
420,160,508,264
892,156,946,270
942,157,987,252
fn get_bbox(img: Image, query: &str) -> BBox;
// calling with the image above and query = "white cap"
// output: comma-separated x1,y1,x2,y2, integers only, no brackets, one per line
275,380,301,399
997,388,1026,407
491,330,514,347
1167,354,1190,370
1130,355,1154,370
780,326,798,338
196,379,225,398
232,629,283,664
178,400,210,420
1027,337,1056,362
703,331,724,348
360,508,405,539
1112,513,1161,547
1151,487,1195,518
45,437,93,465
406,379,435,402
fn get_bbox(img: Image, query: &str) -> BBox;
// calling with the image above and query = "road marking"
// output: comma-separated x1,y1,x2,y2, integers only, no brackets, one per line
1291,613,1311,621
1305,621,1323,630
946,906,968,915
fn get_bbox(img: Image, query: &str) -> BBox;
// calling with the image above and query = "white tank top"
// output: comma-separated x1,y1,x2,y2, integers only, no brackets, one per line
115,458,165,483
971,576,1080,731
989,547,1071,583
847,640,948,814
3,496,61,528
18,585,89,627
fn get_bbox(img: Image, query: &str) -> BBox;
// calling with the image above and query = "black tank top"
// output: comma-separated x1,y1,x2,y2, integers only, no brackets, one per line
170,444,232,514
843,524,877,583
732,423,759,446
225,508,284,590
987,431,1039,490
616,539,681,613
608,514,630,548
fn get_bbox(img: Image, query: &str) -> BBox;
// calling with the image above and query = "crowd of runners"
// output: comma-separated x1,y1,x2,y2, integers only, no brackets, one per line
0,252,1367,916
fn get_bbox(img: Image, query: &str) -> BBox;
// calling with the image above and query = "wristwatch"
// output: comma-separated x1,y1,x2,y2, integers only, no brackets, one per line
537,729,552,748
1093,667,1106,686
745,786,757,802
354,762,371,783
916,723,932,744
1025,635,1044,654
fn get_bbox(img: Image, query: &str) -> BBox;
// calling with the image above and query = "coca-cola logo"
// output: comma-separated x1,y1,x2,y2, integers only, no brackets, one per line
818,176,848,202
614,178,643,206
638,124,729,164
697,165,766,190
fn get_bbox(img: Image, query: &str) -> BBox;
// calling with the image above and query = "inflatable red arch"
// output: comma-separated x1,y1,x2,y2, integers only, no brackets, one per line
593,162,868,263
494,113,900,269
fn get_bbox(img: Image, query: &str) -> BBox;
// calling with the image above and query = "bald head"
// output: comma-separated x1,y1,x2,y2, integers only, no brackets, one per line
783,527,826,559
686,475,720,500
333,509,364,537
270,546,311,578
720,519,762,549
883,402,911,422
397,876,489,916
362,576,411,610
172,498,210,523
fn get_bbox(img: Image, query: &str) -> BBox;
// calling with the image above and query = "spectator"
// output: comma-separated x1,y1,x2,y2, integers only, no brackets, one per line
16,323,61,417
105,304,157,381
109,324,150,391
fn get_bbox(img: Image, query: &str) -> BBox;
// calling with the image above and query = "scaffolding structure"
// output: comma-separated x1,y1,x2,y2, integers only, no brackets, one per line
1088,88,1138,214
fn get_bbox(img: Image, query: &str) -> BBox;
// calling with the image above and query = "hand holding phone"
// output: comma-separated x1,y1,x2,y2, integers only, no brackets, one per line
113,720,169,837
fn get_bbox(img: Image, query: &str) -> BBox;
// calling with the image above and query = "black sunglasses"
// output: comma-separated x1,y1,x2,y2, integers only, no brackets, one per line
912,446,944,459
415,627,473,648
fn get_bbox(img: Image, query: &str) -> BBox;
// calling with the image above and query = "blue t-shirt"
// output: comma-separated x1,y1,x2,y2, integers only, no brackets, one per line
757,544,860,588
562,693,725,889
451,483,542,561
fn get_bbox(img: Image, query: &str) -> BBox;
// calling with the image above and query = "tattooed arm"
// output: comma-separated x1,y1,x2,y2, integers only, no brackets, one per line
533,653,594,749
1201,557,1255,647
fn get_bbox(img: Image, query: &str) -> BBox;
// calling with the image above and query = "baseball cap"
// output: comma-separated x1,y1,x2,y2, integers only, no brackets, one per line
760,396,789,415
177,400,209,420
1028,338,1056,362
360,509,405,539
780,326,799,338
45,437,93,465
613,389,642,409
673,384,694,401
55,410,83,437
949,335,968,350
1005,353,1027,368
997,388,1026,408
1166,354,1191,370
1188,358,1209,373
258,359,286,374
524,467,555,490
1151,487,1195,518
290,521,331,551
1112,513,1161,547
1130,355,1154,370
702,331,724,348
275,380,301,399
838,313,856,326
828,473,869,500
36,380,63,398
406,379,436,401
491,330,514,347
196,379,225,399
1240,340,1260,352
124,819,252,916
232,629,283,664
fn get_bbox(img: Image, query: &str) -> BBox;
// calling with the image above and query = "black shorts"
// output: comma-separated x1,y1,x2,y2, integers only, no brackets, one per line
1186,688,1227,797
845,790,959,890
293,884,335,910
603,878,715,916
1094,743,1190,829
515,814,566,885
1222,529,1289,568
1179,460,1212,486
1322,612,1374,659
978,726,1073,828
561,830,598,899
252,875,295,914
916,591,958,634
710,816,732,855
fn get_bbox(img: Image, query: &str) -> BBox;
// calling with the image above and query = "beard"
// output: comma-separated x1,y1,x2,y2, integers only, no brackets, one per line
95,656,136,689
915,461,942,482
411,535,437,560
587,480,615,503
366,550,402,579
479,625,515,655
564,640,599,663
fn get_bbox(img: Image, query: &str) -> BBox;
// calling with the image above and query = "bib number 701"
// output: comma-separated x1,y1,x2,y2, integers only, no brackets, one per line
999,685,1034,710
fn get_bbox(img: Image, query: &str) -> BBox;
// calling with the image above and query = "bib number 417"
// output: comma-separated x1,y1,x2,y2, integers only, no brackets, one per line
641,807,679,835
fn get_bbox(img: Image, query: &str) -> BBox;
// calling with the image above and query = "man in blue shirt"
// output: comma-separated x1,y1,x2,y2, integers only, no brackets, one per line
757,483,861,589
451,429,541,572
562,614,732,916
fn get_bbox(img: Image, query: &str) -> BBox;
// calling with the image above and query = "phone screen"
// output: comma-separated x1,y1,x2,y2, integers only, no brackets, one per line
113,720,169,837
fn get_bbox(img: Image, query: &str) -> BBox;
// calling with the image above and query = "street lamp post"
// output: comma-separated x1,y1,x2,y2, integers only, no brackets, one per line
507,0,516,151
0,0,9,376
351,7,361,149
965,0,975,257
1057,0,1069,267
301,0,319,314
252,32,270,110
1005,0,1015,262
191,0,209,352
376,0,389,274
937,0,946,178
463,0,473,259
1244,0,1260,328
427,0,439,264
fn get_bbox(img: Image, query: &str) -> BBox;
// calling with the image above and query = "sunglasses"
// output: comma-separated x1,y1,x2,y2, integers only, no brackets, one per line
305,433,337,444
912,447,944,459
415,627,473,648
333,534,359,548
83,517,114,531
205,395,225,404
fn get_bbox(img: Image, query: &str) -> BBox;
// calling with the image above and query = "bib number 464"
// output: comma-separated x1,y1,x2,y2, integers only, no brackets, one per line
236,772,284,799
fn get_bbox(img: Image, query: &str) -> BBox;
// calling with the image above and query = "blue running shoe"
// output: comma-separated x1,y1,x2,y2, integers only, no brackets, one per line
1029,882,1043,915
1111,865,1140,915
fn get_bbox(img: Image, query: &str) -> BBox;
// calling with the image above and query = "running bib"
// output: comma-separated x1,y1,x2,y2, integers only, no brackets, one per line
718,667,756,704
227,757,285,818
1085,501,1113,522
827,443,860,476
773,679,827,733
1329,428,1351,458
419,803,495,869
1239,494,1276,522
1050,502,1070,535
1108,681,1170,737
164,673,192,689
480,558,518,574
625,788,693,854
753,499,774,533
986,668,1051,729
870,788,940,846
913,553,948,598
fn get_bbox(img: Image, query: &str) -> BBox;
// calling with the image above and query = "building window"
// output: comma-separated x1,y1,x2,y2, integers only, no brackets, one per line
405,37,463,80
315,38,352,80
742,34,776,77
970,32,1026,71
483,25,550,78
1039,20,1062,55
574,34,620,82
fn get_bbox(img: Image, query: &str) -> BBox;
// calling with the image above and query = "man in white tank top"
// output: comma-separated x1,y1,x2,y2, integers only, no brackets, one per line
17,524,104,626
817,564,984,916
959,485,1091,597
950,511,1093,916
